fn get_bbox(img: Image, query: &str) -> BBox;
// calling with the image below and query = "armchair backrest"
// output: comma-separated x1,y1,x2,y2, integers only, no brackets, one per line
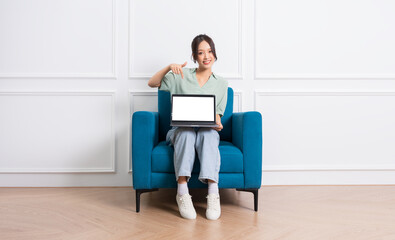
158,87,234,142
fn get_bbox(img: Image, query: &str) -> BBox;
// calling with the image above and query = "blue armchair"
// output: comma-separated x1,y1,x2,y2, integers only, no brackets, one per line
132,87,262,212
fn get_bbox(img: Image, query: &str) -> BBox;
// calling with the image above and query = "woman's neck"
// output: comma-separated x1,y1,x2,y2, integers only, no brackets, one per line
196,67,212,77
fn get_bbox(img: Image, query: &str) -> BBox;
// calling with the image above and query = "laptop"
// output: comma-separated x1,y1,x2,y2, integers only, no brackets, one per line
171,94,219,127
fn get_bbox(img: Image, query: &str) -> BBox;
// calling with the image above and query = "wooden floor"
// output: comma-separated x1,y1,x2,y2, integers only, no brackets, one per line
1,186,395,240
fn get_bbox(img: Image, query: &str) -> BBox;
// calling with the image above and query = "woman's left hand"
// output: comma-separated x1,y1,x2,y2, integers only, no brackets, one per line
212,114,223,131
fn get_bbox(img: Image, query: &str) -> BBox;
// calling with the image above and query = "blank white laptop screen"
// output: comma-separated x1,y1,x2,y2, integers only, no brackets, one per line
172,96,215,121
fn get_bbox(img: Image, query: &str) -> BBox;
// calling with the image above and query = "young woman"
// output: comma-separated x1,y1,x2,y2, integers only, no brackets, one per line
148,34,228,220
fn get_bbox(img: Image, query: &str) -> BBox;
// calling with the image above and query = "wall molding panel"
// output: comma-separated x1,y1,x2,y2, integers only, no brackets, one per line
233,90,243,112
128,0,244,80
0,0,117,79
255,90,395,174
128,90,158,114
253,0,395,80
0,91,116,173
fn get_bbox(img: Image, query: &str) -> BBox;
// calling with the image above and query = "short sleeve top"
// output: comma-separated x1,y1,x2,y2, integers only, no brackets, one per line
159,68,228,116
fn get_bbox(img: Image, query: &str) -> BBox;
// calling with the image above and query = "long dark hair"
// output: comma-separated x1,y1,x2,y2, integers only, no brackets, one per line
191,34,218,63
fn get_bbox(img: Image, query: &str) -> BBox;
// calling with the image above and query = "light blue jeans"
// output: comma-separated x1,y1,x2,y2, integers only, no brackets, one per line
166,127,221,184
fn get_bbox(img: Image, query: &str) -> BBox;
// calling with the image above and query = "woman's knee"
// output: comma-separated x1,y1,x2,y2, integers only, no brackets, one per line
197,128,219,141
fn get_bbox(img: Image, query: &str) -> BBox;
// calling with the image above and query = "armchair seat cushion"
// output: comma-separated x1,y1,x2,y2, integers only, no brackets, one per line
152,141,243,173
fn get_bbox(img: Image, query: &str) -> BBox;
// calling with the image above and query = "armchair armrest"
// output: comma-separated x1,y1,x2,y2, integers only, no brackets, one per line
232,112,263,189
132,111,159,189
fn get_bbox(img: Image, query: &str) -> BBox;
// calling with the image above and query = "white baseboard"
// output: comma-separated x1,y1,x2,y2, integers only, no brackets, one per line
3,170,395,187
262,170,395,185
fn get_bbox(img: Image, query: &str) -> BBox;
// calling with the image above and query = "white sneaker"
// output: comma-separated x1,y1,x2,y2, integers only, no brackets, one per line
176,194,196,219
206,193,221,220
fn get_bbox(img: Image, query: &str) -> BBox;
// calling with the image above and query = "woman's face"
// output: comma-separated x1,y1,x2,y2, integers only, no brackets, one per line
195,41,215,70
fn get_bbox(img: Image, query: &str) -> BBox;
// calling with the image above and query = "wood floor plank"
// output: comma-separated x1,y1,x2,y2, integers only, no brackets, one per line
1,186,395,239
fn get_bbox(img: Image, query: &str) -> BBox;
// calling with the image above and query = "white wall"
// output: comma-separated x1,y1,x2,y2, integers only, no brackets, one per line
1,0,395,186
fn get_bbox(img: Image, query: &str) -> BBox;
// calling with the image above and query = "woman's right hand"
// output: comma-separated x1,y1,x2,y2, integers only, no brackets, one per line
170,62,187,79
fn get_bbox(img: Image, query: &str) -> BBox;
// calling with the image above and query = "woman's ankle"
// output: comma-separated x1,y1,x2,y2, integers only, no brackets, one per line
177,176,188,184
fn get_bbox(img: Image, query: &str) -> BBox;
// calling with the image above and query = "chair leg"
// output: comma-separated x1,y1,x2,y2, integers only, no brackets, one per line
236,188,259,211
135,188,159,212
